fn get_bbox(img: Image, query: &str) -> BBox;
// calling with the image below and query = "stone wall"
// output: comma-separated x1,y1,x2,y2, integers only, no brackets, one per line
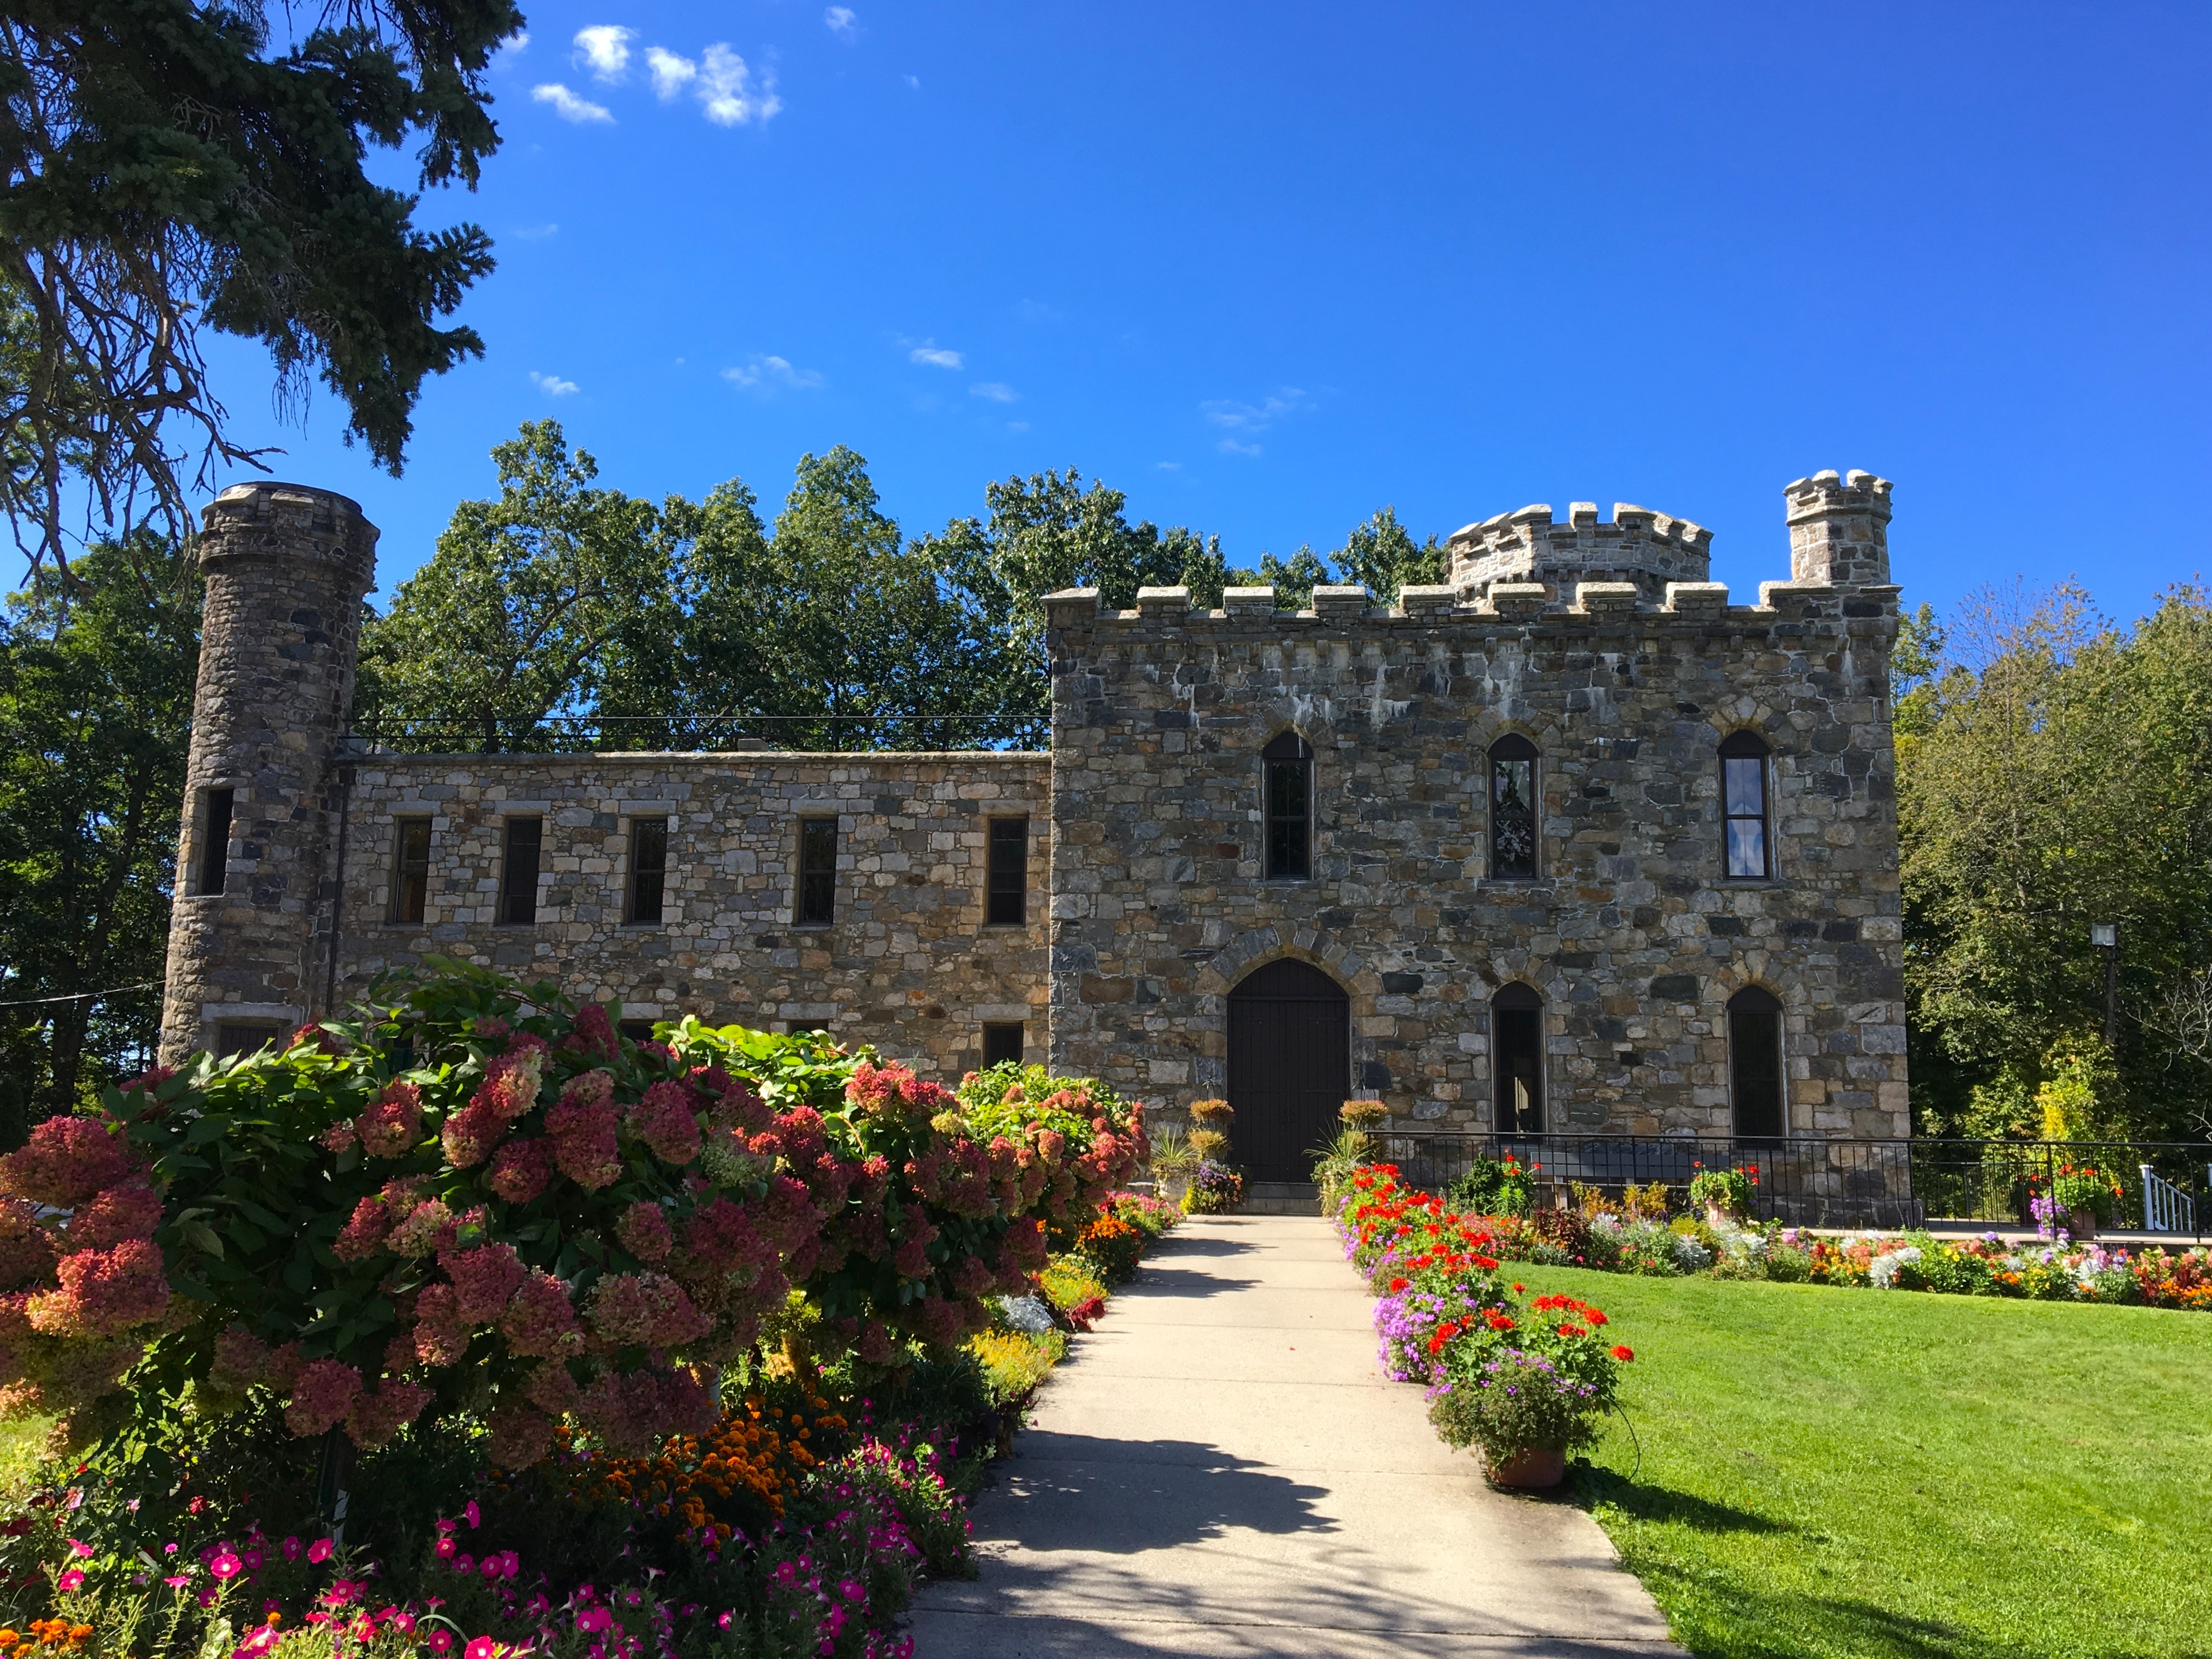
1043,498,1909,1138
332,752,1049,1078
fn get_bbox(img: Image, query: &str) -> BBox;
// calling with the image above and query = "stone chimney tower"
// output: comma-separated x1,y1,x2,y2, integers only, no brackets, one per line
159,483,378,1064
1785,469,1892,586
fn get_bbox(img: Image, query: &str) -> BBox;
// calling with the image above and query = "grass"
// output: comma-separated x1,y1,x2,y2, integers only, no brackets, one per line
1511,1263,2212,1659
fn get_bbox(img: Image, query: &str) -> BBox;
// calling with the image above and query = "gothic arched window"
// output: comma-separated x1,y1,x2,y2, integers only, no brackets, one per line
1720,730,1771,879
1493,981,1544,1134
1488,735,1538,881
1728,985,1785,1141
1262,731,1313,879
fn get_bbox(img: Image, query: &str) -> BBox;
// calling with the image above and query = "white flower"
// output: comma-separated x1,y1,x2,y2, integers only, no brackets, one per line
996,1294,1051,1335
1868,1245,1923,1288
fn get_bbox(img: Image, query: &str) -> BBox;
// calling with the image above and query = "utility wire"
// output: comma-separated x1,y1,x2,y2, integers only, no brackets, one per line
0,981,161,1010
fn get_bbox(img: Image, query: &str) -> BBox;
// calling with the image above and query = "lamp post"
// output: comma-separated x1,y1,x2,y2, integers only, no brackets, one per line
2090,923,2119,1048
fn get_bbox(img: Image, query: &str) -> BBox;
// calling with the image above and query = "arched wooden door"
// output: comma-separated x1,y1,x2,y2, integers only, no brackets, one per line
1228,959,1350,1183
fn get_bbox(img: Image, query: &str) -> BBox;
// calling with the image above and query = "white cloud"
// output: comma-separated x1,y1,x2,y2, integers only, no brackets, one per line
723,356,824,392
697,44,780,126
825,6,856,32
573,25,634,80
969,382,1018,403
904,74,920,89
1155,461,1183,471
529,371,580,397
1202,388,1308,432
1217,437,1263,458
646,47,696,99
531,83,614,123
908,343,962,368
513,222,559,239
495,29,529,58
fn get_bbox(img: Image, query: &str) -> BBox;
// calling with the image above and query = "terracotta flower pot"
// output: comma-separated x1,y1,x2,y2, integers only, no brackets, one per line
1704,1204,1737,1230
1483,1444,1566,1489
2068,1206,2098,1241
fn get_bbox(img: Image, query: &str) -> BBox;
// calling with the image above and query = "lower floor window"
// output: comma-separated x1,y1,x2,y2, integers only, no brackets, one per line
1729,987,1785,1139
1492,985,1544,1134
213,1021,282,1059
981,1022,1025,1068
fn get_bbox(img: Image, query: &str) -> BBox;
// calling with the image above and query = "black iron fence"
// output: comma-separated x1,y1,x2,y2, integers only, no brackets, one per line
1368,1133,2212,1239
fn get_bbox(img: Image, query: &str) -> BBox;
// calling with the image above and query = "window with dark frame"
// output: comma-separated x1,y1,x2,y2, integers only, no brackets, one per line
213,1022,280,1059
1728,985,1786,1139
194,788,234,896
797,817,838,925
985,816,1028,925
1492,982,1544,1134
617,1018,656,1045
629,817,669,926
1262,731,1313,879
1488,735,1538,880
1720,731,1771,879
389,818,431,924
981,1022,1025,1068
499,817,542,926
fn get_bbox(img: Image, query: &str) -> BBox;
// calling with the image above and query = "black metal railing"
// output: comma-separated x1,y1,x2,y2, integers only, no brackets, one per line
346,712,1048,756
1365,1133,2212,1239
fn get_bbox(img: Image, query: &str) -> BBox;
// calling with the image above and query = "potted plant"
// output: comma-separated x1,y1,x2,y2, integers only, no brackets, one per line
1309,1100,1387,1215
1425,1290,1631,1489
2052,1161,2123,1240
1688,1163,1758,1228
1184,1160,1246,1214
1149,1126,1200,1205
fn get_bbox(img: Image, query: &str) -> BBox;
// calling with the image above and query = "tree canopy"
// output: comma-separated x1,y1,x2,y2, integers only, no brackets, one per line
1898,584,2212,1140
0,531,197,1130
0,1,518,578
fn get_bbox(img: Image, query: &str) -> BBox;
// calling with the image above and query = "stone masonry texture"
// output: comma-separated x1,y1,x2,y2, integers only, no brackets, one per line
159,483,377,1064
158,469,1906,1139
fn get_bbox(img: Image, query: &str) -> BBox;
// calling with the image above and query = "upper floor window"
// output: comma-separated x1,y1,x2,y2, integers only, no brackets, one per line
1728,985,1785,1140
1262,731,1313,879
193,787,234,897
389,818,431,924
986,816,1028,925
499,817,541,926
1488,735,1538,880
1720,731,1771,879
796,817,838,926
628,817,668,926
1492,982,1544,1134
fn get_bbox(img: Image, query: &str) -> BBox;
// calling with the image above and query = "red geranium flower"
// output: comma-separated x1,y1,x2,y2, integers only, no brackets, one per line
1610,1344,1634,1362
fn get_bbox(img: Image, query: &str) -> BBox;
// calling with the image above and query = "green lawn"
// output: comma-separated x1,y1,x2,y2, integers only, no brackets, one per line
1512,1265,2212,1659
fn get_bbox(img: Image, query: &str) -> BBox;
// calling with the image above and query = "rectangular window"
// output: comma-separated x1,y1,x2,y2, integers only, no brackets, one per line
986,816,1028,925
796,817,837,925
213,1021,281,1059
981,1022,1025,1068
389,818,431,924
499,817,542,926
617,1018,656,1045
1723,754,1770,878
194,788,234,897
628,817,668,925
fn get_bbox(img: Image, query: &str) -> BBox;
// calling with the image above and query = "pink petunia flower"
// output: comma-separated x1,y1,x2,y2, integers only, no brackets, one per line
463,1499,481,1529
465,1638,499,1659
428,1631,454,1654
281,1537,301,1562
209,1552,243,1580
57,1568,85,1592
307,1538,333,1564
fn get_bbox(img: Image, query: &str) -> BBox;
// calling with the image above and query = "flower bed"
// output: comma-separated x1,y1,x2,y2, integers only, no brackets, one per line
1450,1197,2212,1311
0,967,1182,1659
1336,1167,1631,1480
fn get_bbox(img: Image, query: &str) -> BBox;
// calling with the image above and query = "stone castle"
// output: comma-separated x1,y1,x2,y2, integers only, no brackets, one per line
158,471,1909,1183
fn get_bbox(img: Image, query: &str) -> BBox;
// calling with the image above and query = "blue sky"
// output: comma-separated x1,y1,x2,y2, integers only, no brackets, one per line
199,2,2211,621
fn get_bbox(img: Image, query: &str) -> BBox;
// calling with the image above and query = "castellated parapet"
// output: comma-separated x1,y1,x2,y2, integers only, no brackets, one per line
1787,469,1893,588
159,483,379,1063
1447,501,1714,602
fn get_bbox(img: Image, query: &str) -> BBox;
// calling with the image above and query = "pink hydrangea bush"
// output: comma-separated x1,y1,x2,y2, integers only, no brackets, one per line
0,962,1144,1472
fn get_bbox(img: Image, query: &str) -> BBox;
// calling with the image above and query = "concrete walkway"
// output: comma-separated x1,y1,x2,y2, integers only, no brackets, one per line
909,1213,1684,1657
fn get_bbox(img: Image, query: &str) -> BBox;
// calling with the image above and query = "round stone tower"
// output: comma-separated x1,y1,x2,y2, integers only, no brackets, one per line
158,482,379,1064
